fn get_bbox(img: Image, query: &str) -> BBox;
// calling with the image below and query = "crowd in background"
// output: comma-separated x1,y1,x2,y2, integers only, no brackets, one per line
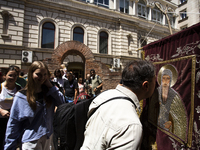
0,62,103,150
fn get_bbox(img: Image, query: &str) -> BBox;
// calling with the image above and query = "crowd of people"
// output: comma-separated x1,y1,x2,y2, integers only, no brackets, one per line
0,59,156,150
0,61,104,150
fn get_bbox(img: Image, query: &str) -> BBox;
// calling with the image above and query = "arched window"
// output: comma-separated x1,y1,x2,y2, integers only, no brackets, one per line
41,22,55,48
99,31,108,54
73,27,84,43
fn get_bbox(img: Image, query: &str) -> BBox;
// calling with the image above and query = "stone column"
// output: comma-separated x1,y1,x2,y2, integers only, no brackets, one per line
148,6,152,21
132,0,139,16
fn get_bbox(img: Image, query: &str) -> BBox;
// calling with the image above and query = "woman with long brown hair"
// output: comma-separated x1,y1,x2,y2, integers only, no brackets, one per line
4,61,65,150
0,66,21,150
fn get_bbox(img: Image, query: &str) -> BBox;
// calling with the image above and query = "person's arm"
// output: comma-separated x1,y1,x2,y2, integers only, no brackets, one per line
73,80,79,101
47,86,65,105
0,108,10,118
4,97,25,150
0,89,12,117
44,79,65,105
97,82,103,90
74,88,78,101
4,118,23,150
107,124,142,150
94,75,103,92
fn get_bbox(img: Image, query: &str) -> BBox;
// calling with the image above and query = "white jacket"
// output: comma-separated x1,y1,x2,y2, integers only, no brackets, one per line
81,85,142,150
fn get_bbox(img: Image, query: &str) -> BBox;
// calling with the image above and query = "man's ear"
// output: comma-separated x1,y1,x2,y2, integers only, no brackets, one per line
142,81,149,91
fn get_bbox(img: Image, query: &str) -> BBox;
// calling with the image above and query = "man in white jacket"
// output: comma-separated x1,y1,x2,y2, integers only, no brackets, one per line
81,60,156,150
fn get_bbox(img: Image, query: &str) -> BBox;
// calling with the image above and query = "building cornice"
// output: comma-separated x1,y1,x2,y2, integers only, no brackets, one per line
0,44,54,53
25,0,175,36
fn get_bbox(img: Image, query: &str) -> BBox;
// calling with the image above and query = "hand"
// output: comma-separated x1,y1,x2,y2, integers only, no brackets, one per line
0,109,10,118
164,121,172,129
94,87,98,92
43,79,53,89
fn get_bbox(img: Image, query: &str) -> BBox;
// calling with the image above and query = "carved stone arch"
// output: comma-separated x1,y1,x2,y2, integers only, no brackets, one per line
154,1,163,10
46,40,122,91
143,0,148,5
51,40,95,76
167,7,176,17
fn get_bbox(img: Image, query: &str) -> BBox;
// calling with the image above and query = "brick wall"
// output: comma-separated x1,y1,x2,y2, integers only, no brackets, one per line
46,40,122,91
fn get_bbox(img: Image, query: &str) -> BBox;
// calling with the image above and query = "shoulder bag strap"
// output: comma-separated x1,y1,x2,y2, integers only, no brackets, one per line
89,96,136,118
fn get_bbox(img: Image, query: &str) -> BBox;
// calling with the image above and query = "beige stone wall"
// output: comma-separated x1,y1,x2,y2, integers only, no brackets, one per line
0,0,24,46
0,0,173,70
173,0,200,29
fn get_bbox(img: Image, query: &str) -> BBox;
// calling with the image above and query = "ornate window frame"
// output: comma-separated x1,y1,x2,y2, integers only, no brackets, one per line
38,18,59,49
71,24,87,45
120,0,129,14
151,6,163,24
137,0,148,19
97,29,111,55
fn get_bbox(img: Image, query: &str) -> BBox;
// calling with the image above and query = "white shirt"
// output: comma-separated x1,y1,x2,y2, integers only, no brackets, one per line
53,78,65,87
0,83,17,117
81,85,142,150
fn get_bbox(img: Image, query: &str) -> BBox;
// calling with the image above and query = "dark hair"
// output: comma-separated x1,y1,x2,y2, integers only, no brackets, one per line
122,60,155,91
20,71,24,76
66,71,73,76
90,69,95,73
5,65,17,75
54,69,62,78
14,66,20,70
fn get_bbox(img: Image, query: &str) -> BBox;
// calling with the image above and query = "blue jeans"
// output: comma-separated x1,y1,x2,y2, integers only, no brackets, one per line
65,96,74,103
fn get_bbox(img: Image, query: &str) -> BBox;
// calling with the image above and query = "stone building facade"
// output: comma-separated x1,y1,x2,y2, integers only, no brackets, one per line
172,0,200,30
0,0,178,90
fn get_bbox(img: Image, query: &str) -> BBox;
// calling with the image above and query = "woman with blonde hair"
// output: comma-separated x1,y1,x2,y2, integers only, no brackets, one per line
4,61,65,150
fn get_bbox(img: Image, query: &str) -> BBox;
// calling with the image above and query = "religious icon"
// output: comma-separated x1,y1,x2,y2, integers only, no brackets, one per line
148,64,188,141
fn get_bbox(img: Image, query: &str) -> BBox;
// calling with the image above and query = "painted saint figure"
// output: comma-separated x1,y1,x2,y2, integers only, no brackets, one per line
149,66,188,141
157,69,178,130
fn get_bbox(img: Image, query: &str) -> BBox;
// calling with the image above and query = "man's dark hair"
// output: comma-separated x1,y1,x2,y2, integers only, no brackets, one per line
54,69,62,78
90,69,95,73
122,60,155,91
20,71,24,76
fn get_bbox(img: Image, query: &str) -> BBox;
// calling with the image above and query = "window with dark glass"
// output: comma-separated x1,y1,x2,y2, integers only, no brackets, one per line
94,0,109,8
138,0,148,19
120,0,129,14
73,27,84,43
152,6,162,24
99,31,108,54
180,10,187,20
41,22,55,48
165,13,175,28
180,0,187,4
180,25,187,30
